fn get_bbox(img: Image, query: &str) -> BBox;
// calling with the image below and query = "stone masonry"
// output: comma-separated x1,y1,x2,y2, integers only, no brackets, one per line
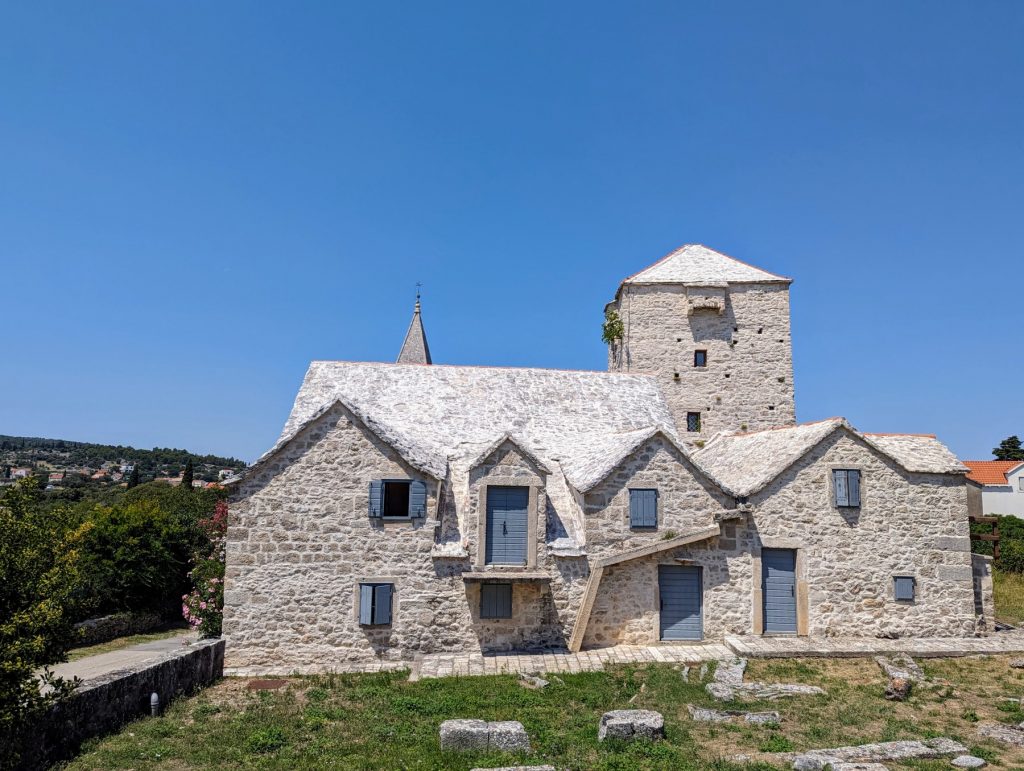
224,243,985,673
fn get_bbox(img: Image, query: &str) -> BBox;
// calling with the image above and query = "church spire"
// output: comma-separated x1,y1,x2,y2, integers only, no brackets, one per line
397,286,432,365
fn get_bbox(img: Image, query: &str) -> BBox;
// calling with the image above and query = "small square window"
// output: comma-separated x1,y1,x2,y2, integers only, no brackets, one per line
893,576,915,602
359,583,393,625
694,350,708,368
480,583,512,619
686,412,701,432
382,480,411,518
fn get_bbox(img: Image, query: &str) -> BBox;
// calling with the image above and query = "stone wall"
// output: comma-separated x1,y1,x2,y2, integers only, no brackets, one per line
15,638,223,771
749,430,977,638
607,282,795,436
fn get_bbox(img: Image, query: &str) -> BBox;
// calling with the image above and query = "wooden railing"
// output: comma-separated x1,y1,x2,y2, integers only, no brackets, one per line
970,515,1000,560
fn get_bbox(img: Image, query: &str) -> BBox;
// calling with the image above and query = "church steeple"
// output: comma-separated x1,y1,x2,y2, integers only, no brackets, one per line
397,288,432,365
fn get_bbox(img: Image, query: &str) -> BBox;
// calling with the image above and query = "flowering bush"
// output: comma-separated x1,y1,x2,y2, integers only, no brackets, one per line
182,500,227,637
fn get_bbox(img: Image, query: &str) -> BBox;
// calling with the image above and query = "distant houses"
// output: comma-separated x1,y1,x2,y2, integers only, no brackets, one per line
964,460,1024,519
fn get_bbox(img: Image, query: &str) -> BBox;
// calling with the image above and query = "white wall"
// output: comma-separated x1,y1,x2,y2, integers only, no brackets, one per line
980,463,1024,518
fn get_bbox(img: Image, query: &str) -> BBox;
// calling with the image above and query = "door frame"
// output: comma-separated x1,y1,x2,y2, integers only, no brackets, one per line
657,563,704,642
751,539,808,636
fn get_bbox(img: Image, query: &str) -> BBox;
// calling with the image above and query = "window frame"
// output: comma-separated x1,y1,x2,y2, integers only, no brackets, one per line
381,479,412,520
1018,477,1024,493
686,412,701,433
693,349,708,368
628,488,659,529
358,582,394,626
479,583,513,619
893,575,916,602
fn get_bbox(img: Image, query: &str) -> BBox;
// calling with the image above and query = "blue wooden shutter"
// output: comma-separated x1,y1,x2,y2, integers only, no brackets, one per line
894,576,915,601
359,584,374,625
630,490,657,528
481,584,512,618
368,481,383,518
848,470,861,507
408,480,427,518
833,470,849,507
373,584,392,624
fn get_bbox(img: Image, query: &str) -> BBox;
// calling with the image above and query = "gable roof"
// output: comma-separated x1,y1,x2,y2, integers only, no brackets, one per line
397,299,431,365
963,460,1024,486
621,244,791,286
692,419,967,498
270,361,678,483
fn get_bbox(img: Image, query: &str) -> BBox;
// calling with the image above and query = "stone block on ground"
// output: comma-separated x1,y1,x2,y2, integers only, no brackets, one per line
783,737,969,768
1009,659,1024,669
487,721,531,752
978,722,1024,747
951,756,988,768
884,676,912,701
440,719,490,751
598,710,665,742
827,764,890,771
876,653,926,682
686,704,778,725
713,657,747,685
518,674,549,690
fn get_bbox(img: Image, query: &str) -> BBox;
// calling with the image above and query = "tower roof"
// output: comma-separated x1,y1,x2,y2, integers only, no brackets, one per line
622,244,791,286
397,296,432,365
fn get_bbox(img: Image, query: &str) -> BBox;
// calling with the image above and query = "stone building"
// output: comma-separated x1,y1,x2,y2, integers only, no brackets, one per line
223,244,990,674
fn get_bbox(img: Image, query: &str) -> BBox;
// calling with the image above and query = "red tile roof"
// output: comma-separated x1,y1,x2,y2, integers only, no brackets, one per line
963,460,1020,486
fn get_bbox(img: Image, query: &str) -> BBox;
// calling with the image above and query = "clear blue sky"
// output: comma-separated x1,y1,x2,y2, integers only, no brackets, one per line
2,2,1021,463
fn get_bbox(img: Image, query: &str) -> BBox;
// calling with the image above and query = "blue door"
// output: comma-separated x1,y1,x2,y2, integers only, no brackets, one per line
659,565,703,641
762,548,797,634
485,486,529,565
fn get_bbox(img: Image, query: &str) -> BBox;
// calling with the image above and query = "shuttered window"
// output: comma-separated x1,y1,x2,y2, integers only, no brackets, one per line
480,583,512,619
359,583,393,625
894,576,915,602
832,469,861,507
368,479,428,519
629,489,658,528
694,350,708,367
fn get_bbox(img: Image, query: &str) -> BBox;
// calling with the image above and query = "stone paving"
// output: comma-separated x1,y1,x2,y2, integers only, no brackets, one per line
724,632,1024,659
411,643,733,680
226,633,1024,680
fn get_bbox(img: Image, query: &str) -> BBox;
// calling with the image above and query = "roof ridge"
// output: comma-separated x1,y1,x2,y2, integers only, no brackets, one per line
310,360,660,377
724,417,844,437
863,432,937,438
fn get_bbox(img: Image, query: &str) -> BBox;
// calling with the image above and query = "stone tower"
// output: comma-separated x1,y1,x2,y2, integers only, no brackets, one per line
606,244,795,438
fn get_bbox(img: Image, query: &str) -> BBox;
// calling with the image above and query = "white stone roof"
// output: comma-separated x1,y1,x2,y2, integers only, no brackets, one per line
861,433,969,475
692,419,967,498
622,244,791,286
274,361,679,485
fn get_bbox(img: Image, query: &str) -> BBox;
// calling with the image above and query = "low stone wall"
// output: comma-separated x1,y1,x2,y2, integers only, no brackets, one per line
17,637,224,770
73,612,168,647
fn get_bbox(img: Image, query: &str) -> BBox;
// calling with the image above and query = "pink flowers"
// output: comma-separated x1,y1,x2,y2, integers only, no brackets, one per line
181,500,227,637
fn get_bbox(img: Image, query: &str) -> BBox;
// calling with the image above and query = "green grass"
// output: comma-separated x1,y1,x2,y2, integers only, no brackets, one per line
994,568,1024,626
67,626,190,661
59,655,1024,770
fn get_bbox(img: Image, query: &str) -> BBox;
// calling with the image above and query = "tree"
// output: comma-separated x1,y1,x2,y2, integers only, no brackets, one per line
126,465,140,489
993,436,1024,462
181,458,194,490
0,480,84,765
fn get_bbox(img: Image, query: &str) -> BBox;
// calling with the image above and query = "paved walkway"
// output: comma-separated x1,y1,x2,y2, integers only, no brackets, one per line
411,642,733,680
405,632,1024,681
725,631,1024,659
49,632,198,682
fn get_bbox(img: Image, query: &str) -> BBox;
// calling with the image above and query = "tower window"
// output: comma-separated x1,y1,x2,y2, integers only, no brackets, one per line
686,412,701,432
694,350,707,368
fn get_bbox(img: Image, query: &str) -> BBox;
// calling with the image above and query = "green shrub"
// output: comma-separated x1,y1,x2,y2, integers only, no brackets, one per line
76,499,195,616
759,734,794,753
997,538,1024,574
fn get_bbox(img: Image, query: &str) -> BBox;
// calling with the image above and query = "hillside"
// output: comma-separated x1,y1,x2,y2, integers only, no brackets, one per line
0,434,246,484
